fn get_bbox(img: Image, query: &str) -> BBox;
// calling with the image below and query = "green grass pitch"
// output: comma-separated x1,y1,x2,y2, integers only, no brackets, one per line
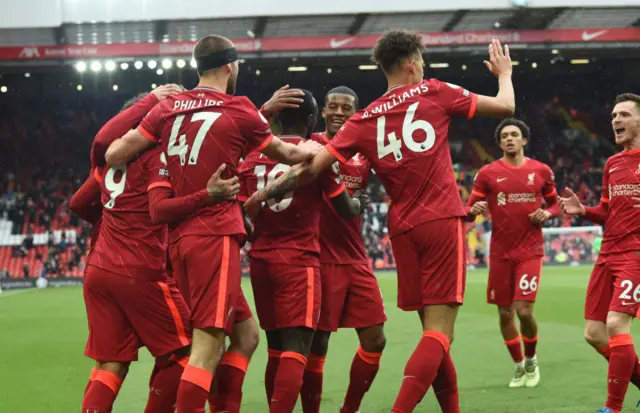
1,265,639,412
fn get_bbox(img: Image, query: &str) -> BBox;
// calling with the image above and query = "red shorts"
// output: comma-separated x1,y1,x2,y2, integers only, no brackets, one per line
318,262,387,332
585,252,640,322
170,235,241,333
487,257,543,306
234,288,253,325
392,218,466,311
250,258,321,331
83,266,191,362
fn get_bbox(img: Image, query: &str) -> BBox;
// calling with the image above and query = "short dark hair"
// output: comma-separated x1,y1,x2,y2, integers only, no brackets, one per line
614,93,640,111
120,92,148,112
325,86,359,109
372,29,424,73
279,89,317,127
495,118,531,144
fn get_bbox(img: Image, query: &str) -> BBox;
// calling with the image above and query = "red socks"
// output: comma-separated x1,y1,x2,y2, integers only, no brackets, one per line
606,334,636,412
84,367,99,395
301,353,325,413
391,331,451,413
269,351,307,413
144,356,187,413
599,343,640,390
211,351,250,413
176,364,213,413
522,334,538,359
81,370,123,413
504,337,524,364
341,346,382,413
432,351,460,413
265,349,281,405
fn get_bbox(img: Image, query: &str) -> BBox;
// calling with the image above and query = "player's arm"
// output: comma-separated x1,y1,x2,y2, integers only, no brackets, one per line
530,167,561,224
259,85,305,120
91,93,159,166
259,137,322,166
330,190,366,219
243,148,337,218
70,171,103,225
559,189,608,226
465,170,489,222
148,164,240,225
475,39,516,118
105,129,154,166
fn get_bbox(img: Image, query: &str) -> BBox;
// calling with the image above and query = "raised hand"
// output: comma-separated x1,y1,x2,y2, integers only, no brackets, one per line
558,188,586,216
152,84,184,101
206,164,240,203
483,39,512,78
261,85,305,116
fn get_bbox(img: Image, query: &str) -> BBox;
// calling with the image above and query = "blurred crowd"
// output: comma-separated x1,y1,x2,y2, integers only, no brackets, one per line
0,90,618,278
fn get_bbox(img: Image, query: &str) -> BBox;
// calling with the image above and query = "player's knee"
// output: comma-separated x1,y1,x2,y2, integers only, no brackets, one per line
516,306,534,321
233,322,260,357
498,307,515,324
360,329,387,353
584,324,607,348
606,313,632,337
310,331,331,356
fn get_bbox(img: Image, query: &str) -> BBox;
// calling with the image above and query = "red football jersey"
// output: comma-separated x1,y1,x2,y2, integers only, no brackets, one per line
599,149,640,255
327,78,477,237
239,136,346,267
88,147,171,280
138,87,274,241
313,132,370,264
471,158,558,259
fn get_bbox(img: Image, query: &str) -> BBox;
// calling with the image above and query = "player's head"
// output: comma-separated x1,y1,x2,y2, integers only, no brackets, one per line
612,93,640,146
278,89,318,139
323,86,359,137
372,29,425,85
120,92,148,113
193,35,239,95
495,118,530,156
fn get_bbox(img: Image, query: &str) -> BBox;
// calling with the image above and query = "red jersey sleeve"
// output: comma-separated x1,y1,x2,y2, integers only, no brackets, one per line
431,79,478,120
318,167,346,199
138,103,165,143
70,171,103,225
326,120,360,164
231,97,274,153
541,164,561,216
470,168,490,200
601,161,610,203
143,150,172,192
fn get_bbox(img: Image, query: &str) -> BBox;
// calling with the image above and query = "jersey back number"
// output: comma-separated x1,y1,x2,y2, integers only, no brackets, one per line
376,102,436,161
167,112,222,166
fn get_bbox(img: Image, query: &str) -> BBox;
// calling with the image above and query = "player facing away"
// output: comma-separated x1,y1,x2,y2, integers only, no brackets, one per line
239,89,364,413
298,86,387,413
560,93,640,413
244,30,515,413
104,35,321,413
466,118,560,388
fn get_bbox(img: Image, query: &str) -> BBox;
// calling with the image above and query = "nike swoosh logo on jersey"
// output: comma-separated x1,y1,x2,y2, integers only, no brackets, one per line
330,38,354,48
582,30,608,41
522,291,535,296
497,177,508,182
621,301,636,306
609,167,617,173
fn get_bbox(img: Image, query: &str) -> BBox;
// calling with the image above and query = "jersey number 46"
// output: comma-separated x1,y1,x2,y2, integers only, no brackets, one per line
376,102,436,162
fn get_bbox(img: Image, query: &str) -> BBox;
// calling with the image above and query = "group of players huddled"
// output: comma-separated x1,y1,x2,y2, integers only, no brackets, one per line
68,28,640,413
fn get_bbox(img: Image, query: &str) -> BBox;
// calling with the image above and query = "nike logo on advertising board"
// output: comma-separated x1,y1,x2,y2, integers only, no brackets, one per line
582,30,608,41
330,38,354,48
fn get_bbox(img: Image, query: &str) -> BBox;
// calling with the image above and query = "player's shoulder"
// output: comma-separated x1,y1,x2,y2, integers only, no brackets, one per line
607,151,625,165
138,146,166,165
479,161,500,174
311,132,329,144
227,95,259,112
528,158,553,172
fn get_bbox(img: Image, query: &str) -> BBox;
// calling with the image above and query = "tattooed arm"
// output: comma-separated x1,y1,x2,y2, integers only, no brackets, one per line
243,148,337,217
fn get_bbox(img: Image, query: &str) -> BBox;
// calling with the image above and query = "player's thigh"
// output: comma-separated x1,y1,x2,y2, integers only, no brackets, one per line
181,235,241,331
317,263,350,332
120,277,192,358
393,218,466,311
342,263,387,328
271,264,321,330
584,258,613,323
83,266,140,362
513,257,543,303
168,242,191,309
249,258,277,331
487,258,514,306
608,255,640,319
